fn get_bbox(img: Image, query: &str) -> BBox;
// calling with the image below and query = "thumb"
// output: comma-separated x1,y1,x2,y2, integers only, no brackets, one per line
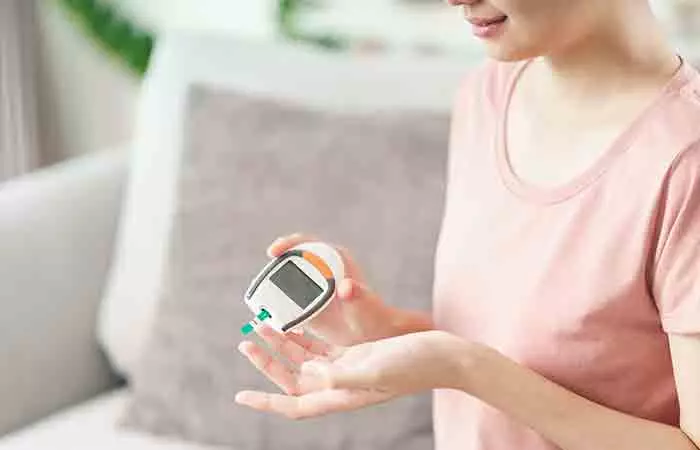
338,278,385,310
338,279,395,339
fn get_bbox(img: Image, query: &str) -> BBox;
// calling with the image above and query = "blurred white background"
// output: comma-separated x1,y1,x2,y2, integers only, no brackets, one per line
33,0,700,163
35,0,277,163
1,0,699,445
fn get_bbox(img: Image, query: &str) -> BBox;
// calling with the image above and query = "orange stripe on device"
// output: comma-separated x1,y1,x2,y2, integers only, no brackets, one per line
302,251,333,279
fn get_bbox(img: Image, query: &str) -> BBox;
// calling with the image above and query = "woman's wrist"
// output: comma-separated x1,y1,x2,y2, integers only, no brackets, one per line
386,306,435,338
443,337,492,392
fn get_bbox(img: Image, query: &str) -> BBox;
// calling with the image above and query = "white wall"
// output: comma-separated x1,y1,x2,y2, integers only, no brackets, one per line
117,0,277,39
35,0,481,162
35,0,695,163
36,1,139,163
35,0,276,162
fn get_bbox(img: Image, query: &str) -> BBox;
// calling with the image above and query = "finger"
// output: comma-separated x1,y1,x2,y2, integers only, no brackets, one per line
235,389,387,420
337,278,355,300
267,233,318,258
334,246,365,280
268,239,365,286
336,278,392,338
337,278,378,304
238,341,299,395
256,325,317,365
285,332,334,357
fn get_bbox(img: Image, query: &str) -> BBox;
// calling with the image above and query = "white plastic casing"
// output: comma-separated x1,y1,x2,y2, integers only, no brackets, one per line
244,242,344,333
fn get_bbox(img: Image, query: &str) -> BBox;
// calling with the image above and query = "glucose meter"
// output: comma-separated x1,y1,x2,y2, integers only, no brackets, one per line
241,242,344,335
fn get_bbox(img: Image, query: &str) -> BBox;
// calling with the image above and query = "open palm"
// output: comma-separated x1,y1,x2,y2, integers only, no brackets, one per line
237,325,462,419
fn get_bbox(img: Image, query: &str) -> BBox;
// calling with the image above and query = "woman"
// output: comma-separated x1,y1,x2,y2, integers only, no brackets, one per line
236,1,700,449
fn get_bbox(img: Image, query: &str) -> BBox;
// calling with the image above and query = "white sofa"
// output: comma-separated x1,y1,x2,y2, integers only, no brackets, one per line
0,149,148,447
0,32,473,449
0,149,241,450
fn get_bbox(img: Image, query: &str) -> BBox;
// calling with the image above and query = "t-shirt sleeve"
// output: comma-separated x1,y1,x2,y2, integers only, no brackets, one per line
653,144,700,334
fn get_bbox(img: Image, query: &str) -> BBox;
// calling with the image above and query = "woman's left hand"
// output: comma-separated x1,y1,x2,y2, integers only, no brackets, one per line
236,326,471,419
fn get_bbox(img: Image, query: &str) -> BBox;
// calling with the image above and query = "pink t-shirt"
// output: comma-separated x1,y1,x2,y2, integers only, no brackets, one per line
433,60,700,450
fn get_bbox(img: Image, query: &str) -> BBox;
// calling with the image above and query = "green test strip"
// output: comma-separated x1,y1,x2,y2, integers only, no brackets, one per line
240,309,272,335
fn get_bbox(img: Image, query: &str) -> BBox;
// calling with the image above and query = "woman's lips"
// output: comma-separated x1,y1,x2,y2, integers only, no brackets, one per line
468,15,508,39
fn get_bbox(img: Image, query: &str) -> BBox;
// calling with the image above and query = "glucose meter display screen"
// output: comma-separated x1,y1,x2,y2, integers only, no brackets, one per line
270,261,323,308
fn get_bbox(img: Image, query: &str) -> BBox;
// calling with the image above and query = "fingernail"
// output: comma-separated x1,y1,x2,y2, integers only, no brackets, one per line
339,279,353,299
234,392,249,404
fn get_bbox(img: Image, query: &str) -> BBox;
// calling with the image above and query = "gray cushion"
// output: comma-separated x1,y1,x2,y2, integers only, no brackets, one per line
121,86,449,449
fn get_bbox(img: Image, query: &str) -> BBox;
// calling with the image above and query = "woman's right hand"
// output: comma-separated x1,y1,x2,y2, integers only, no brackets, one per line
267,234,433,345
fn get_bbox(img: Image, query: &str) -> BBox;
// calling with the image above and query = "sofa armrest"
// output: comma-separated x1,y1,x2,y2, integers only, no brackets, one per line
0,149,128,436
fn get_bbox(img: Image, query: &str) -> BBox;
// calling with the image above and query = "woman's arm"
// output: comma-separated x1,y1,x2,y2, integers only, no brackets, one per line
237,320,698,450
458,335,700,450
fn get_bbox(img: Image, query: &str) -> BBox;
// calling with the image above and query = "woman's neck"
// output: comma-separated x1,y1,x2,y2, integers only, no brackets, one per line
539,3,680,102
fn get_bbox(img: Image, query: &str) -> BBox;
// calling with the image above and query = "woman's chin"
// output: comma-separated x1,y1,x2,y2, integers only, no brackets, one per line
481,41,541,62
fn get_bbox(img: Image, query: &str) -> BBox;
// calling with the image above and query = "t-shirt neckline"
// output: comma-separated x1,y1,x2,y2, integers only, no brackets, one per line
496,57,693,205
